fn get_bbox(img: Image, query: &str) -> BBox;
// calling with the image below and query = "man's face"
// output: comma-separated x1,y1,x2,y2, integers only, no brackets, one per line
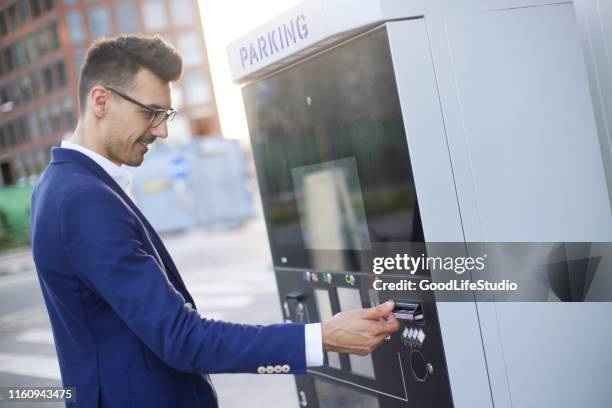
104,68,172,167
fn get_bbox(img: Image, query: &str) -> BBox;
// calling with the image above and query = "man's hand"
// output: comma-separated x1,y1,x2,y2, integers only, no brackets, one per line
322,300,400,356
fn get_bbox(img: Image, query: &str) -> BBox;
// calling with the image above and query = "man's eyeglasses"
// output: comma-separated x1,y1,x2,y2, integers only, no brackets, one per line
106,87,177,128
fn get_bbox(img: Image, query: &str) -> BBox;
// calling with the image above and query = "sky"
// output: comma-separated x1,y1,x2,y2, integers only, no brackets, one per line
198,0,302,144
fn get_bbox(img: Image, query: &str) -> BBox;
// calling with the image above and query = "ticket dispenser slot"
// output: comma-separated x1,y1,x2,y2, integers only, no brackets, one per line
393,300,424,322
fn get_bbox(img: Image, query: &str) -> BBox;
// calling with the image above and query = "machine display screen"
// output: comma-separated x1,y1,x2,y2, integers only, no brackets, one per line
314,378,380,408
243,27,424,271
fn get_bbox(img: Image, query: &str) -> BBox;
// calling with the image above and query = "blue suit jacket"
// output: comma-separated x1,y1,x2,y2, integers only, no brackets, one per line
30,148,306,407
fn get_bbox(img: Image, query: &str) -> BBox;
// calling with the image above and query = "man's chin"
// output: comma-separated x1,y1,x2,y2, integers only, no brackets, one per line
124,155,145,167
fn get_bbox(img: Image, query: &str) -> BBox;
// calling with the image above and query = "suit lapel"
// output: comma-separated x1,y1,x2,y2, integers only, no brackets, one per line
53,148,196,308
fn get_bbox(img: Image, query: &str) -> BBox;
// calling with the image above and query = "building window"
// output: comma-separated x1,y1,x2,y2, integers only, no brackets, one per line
87,7,112,38
43,0,54,12
30,70,41,97
48,21,60,50
183,71,211,106
3,47,14,72
17,116,28,143
20,76,32,102
55,60,66,88
7,121,17,146
143,0,167,31
8,4,18,31
73,49,85,74
115,2,140,33
176,32,203,66
18,0,31,25
15,40,28,67
8,81,20,107
67,11,85,44
63,96,74,129
170,0,195,27
0,10,7,36
50,101,61,132
28,112,40,140
31,0,42,18
43,66,54,93
39,107,50,135
0,87,8,105
25,33,38,61
37,27,48,54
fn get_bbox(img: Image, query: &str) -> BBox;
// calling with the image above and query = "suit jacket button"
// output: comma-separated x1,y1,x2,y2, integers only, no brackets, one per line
265,365,275,374
274,365,282,373
257,366,266,374
185,302,193,310
281,364,290,373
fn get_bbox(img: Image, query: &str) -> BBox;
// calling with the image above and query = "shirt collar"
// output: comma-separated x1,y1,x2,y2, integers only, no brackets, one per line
61,140,133,192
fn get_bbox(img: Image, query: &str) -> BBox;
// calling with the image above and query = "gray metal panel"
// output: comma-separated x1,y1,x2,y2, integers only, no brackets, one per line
444,3,612,242
491,302,612,408
574,0,612,212
386,20,493,408
233,2,612,406
437,3,612,407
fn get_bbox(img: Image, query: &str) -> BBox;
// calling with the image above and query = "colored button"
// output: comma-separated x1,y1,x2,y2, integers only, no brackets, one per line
274,365,283,373
266,365,275,374
257,366,266,374
281,364,290,373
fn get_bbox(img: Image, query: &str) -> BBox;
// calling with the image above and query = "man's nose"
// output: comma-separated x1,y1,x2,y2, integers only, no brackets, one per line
149,120,169,139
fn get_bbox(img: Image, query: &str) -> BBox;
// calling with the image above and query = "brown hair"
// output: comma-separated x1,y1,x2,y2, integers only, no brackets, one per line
78,34,182,112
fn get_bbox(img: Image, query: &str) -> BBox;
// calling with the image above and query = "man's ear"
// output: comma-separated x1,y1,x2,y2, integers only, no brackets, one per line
89,86,111,118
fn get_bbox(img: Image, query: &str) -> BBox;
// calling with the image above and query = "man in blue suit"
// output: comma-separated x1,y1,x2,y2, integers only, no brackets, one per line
30,35,399,407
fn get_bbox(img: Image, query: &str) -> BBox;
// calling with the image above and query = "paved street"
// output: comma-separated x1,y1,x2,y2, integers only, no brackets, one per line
0,218,298,407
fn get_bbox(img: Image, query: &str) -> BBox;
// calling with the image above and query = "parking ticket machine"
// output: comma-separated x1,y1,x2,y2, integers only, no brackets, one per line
229,1,612,407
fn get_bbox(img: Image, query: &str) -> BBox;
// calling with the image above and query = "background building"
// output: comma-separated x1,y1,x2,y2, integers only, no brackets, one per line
0,0,220,187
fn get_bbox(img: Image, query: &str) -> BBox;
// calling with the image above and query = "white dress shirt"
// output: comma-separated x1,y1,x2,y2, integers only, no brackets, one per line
60,140,324,367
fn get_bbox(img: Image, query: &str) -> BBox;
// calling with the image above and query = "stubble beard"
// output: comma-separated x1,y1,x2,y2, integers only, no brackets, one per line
105,130,146,167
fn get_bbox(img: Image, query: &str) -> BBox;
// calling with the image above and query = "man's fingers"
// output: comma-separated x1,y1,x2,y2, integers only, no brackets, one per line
367,333,392,353
382,313,400,333
363,300,395,320
369,313,400,336
323,300,401,355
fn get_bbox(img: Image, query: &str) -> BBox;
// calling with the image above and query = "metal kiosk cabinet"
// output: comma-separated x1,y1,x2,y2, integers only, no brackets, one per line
228,1,612,407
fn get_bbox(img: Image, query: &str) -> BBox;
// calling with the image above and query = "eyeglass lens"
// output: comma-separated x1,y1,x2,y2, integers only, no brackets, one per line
150,111,175,128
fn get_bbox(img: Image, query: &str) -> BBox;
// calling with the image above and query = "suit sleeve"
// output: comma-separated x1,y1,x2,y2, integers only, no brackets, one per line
60,185,306,374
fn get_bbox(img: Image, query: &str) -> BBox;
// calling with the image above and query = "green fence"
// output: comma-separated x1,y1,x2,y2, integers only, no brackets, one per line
0,185,34,252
